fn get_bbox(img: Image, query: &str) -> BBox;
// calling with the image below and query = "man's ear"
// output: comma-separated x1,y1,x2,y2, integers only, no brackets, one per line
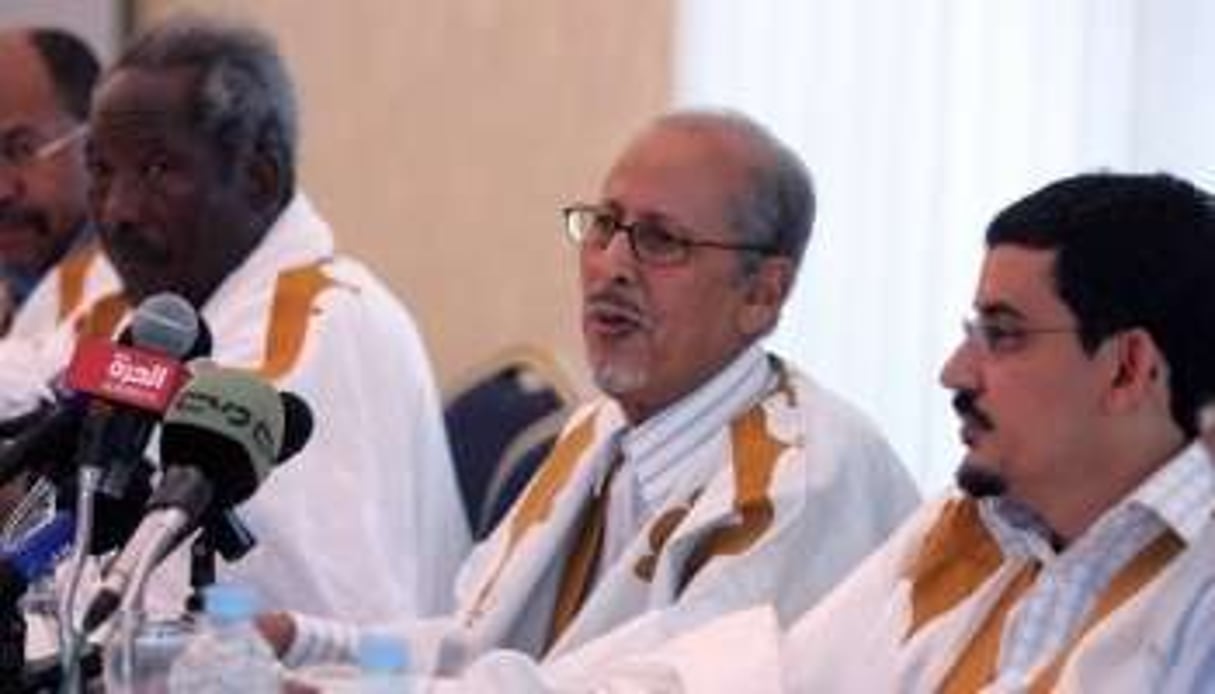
1103,328,1168,414
737,256,794,336
243,122,287,217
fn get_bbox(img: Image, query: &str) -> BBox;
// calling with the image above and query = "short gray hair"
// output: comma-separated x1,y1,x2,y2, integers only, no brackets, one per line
112,14,298,204
654,110,816,275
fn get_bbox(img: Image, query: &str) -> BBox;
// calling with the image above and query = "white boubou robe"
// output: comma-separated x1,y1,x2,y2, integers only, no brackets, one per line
630,441,1215,693
287,359,919,692
6,237,118,341
3,194,469,657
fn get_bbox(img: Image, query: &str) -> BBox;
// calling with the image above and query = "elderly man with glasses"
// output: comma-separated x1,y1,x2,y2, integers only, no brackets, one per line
266,110,919,689
0,28,117,340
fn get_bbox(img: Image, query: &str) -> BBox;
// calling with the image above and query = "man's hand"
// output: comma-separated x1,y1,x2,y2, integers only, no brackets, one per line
255,611,296,659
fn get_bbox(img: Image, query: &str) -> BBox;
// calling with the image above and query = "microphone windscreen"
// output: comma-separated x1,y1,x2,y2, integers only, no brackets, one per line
0,395,89,487
187,316,213,361
160,369,284,506
129,293,201,358
277,392,313,463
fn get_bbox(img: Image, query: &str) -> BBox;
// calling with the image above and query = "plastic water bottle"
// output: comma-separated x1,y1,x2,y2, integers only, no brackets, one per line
167,584,279,693
102,614,197,693
356,633,409,693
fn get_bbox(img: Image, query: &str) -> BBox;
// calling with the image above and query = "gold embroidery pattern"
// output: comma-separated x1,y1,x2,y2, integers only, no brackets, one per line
466,412,598,621
1027,532,1183,693
903,498,1004,641
257,262,342,381
56,242,101,322
633,503,692,582
678,402,788,594
73,292,129,339
938,562,1040,694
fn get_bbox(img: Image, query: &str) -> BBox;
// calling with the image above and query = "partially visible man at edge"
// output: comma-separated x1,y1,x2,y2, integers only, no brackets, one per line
0,28,117,524
265,110,920,690
0,27,117,340
0,15,470,651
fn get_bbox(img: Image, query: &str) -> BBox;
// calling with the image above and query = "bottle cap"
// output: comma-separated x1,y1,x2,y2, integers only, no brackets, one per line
203,583,258,622
356,633,408,673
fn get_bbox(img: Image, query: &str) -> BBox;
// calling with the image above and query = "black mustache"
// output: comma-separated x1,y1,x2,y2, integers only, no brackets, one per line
956,463,1007,498
0,204,47,234
952,391,994,431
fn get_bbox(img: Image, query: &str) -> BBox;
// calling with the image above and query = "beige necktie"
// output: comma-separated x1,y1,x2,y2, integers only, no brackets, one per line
544,449,624,652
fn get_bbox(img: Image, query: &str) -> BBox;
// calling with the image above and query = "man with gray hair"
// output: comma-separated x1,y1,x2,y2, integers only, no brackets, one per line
266,110,918,689
0,14,469,651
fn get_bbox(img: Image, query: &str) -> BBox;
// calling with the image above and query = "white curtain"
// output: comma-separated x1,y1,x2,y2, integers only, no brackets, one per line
676,0,1215,493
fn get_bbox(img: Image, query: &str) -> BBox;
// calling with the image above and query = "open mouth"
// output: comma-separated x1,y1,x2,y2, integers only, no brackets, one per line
584,294,650,338
959,421,980,447
587,307,642,337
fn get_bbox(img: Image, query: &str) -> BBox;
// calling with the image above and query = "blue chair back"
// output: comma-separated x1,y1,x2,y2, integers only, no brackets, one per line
444,348,574,538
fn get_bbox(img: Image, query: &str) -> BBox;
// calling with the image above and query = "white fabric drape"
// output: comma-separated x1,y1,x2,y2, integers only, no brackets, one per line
676,0,1215,492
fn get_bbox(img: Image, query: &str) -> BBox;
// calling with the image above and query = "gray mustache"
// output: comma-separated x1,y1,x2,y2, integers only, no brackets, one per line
585,291,655,331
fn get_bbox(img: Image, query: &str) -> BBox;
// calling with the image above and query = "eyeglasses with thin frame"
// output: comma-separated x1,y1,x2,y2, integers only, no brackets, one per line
961,315,1079,356
562,203,777,266
0,123,87,171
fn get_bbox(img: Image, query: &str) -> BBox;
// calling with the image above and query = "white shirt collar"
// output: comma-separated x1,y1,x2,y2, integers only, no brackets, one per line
982,438,1215,557
617,344,775,514
203,192,335,317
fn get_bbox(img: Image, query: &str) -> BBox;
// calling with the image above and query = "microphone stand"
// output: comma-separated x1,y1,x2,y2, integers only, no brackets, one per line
0,566,27,694
56,467,101,694
102,510,257,692
186,510,256,615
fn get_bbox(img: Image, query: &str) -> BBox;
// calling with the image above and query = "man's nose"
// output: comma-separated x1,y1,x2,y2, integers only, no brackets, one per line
0,165,23,206
93,175,142,228
939,338,979,392
584,226,640,286
603,226,638,263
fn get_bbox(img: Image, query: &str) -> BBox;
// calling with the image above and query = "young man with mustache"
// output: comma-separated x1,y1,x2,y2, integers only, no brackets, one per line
0,28,117,339
637,172,1215,693
267,111,919,688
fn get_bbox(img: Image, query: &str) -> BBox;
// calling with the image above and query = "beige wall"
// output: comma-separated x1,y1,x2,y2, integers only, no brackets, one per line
134,0,673,396
0,0,126,62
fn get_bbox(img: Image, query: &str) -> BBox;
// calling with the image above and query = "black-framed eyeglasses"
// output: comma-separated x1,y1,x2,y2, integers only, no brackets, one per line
962,316,1078,356
562,203,777,266
0,123,87,171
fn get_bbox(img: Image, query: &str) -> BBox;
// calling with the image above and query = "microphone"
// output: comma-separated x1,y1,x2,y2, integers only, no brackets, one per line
66,292,209,483
0,512,76,605
0,396,88,489
81,368,312,633
0,512,77,685
52,293,211,555
0,293,210,497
